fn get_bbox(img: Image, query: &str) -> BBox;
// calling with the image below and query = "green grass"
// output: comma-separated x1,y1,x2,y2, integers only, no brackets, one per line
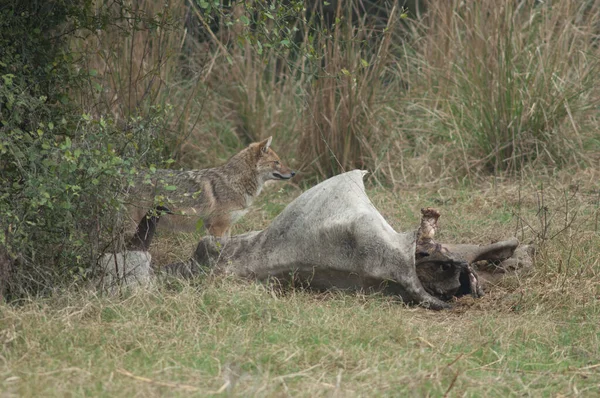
2,170,600,397
1,281,598,396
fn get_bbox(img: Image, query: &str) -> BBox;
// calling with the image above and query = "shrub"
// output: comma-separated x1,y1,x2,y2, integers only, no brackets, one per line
0,1,173,298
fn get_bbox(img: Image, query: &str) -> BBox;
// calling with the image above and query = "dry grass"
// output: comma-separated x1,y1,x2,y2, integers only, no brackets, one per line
296,2,401,178
2,169,599,397
70,0,600,183
1,280,599,397
409,0,600,174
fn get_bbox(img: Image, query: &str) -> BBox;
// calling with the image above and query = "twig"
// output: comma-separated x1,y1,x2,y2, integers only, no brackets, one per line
24,367,92,377
466,362,600,375
415,336,435,348
443,371,459,398
579,363,600,371
445,353,464,368
116,368,229,393
276,364,321,381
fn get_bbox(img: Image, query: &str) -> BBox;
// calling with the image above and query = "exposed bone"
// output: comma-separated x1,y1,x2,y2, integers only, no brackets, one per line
414,208,484,299
415,207,443,258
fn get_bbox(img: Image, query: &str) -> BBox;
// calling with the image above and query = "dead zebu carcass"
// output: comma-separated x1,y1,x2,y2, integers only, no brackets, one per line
164,170,529,310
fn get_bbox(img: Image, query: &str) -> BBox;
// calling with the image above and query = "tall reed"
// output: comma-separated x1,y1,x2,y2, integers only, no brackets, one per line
410,0,600,174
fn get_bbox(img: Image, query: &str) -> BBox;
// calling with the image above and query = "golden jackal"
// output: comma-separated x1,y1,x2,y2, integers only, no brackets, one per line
126,136,295,237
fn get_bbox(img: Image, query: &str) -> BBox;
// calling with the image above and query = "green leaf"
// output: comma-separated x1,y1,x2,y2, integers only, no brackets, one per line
195,219,204,232
1,74,14,86
164,185,177,191
239,15,250,25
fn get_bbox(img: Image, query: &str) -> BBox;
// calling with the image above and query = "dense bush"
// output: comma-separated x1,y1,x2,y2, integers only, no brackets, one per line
0,1,172,298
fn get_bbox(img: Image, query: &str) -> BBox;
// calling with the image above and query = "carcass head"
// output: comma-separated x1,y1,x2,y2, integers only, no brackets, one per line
416,250,484,301
416,251,465,300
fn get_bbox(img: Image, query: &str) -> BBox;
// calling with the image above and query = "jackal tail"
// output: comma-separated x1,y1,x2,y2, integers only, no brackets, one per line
128,206,172,251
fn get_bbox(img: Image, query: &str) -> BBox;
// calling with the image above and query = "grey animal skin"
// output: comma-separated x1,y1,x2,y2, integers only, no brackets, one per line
98,206,170,294
166,170,452,310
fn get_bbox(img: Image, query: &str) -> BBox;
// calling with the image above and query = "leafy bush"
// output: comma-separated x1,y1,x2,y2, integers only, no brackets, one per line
0,1,173,298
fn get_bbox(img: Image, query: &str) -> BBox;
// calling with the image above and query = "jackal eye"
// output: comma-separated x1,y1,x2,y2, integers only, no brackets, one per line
274,160,280,165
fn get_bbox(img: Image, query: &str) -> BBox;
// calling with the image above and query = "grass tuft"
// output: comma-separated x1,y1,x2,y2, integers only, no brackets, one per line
409,0,600,174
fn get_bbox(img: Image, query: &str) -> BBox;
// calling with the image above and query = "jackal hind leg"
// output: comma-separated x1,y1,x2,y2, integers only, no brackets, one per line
205,214,232,239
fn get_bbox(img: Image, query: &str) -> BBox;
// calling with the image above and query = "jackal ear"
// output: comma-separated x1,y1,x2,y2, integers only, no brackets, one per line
258,136,273,154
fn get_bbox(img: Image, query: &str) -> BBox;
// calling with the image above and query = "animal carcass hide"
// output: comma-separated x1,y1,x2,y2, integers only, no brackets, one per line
165,170,494,309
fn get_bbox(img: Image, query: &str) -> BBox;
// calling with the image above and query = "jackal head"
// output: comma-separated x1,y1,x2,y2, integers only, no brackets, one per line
253,136,296,181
